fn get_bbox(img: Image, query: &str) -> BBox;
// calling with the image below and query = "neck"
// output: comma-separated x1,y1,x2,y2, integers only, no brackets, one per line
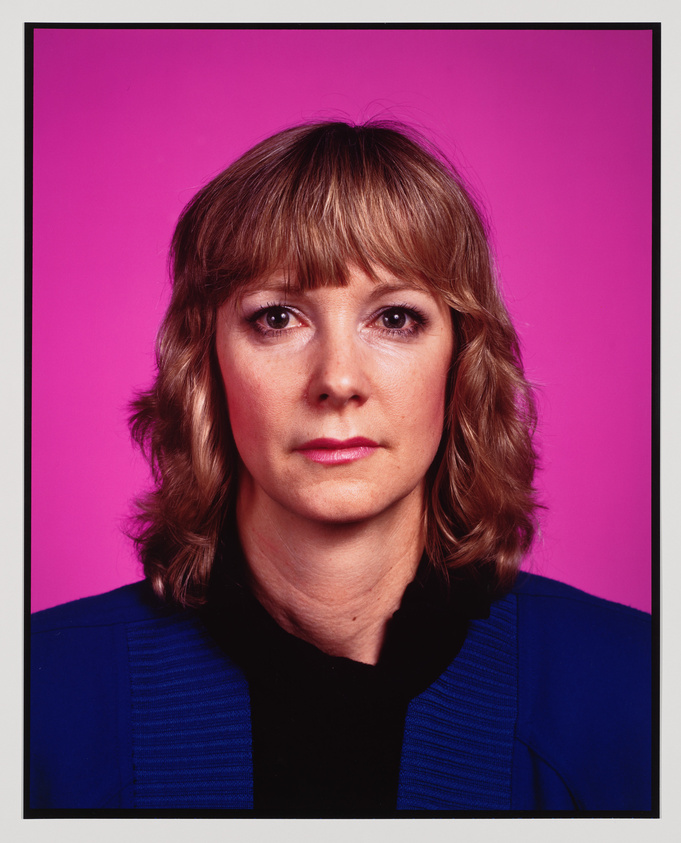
235,486,425,666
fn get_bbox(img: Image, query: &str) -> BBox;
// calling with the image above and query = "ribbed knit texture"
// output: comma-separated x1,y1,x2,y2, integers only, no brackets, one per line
397,593,517,809
125,595,518,810
31,576,651,812
127,614,253,808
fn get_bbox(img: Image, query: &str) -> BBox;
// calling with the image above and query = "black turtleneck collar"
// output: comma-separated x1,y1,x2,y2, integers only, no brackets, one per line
199,520,493,817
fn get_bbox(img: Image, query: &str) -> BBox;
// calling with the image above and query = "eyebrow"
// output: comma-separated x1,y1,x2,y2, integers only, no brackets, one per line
365,280,433,299
242,281,290,295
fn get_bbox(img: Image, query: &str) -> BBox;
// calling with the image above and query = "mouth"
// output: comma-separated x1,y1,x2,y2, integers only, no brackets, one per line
295,437,379,466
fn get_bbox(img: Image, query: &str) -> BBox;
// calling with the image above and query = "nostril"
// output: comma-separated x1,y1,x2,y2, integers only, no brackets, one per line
320,393,329,401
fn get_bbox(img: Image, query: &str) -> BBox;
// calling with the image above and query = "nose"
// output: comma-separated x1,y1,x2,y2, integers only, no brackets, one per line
308,328,370,409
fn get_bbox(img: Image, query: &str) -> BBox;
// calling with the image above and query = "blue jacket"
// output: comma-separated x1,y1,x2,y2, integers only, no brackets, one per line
29,573,652,813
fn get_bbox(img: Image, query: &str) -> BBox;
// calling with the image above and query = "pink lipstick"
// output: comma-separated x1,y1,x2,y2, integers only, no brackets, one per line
296,437,379,465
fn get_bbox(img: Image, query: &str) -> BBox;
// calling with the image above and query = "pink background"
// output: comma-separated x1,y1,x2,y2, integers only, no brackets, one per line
31,28,653,613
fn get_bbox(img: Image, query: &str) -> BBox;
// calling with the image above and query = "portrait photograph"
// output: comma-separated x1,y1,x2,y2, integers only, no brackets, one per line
25,23,656,823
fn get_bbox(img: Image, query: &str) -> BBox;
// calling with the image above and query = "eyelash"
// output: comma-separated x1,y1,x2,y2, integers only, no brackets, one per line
246,303,428,339
373,304,428,338
246,302,302,338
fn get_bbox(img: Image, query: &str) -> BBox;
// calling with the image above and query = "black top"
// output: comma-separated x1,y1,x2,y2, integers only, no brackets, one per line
200,526,493,817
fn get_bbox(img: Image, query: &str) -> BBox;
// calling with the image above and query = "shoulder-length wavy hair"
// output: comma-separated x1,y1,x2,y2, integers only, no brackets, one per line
130,121,539,607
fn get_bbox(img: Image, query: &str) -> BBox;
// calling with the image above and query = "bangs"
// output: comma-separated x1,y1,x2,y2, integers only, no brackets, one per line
138,120,537,607
182,123,479,306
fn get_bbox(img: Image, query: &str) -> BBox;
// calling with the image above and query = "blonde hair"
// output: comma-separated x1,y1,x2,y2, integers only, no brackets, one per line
130,121,539,607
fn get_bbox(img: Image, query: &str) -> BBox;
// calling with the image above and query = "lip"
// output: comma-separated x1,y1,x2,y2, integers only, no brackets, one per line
295,437,379,465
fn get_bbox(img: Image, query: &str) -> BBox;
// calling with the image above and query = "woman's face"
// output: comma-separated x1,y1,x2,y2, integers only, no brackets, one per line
215,265,454,527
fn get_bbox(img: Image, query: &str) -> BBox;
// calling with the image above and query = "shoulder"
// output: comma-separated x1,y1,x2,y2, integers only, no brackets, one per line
31,580,177,704
30,582,193,810
507,573,652,811
30,582,251,810
31,580,172,633
510,570,651,624
31,580,206,702
510,570,650,619
510,572,651,666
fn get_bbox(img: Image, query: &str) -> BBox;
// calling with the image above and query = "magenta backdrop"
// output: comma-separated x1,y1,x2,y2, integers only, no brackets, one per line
31,28,653,613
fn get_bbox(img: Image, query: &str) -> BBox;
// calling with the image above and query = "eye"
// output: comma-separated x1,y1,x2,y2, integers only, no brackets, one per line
247,303,303,337
381,308,409,330
372,306,427,338
264,307,291,330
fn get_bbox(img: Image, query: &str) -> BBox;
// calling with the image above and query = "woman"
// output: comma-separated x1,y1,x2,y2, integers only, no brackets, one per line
30,121,651,815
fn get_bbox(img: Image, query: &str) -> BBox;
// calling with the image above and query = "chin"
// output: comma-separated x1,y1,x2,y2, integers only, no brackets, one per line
280,480,422,527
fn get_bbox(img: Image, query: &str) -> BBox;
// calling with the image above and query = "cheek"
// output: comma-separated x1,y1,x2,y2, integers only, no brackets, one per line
413,371,448,444
219,357,291,453
386,349,450,438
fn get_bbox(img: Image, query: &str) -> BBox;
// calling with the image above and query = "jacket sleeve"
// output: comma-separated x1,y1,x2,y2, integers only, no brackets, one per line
30,605,136,810
512,577,652,812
